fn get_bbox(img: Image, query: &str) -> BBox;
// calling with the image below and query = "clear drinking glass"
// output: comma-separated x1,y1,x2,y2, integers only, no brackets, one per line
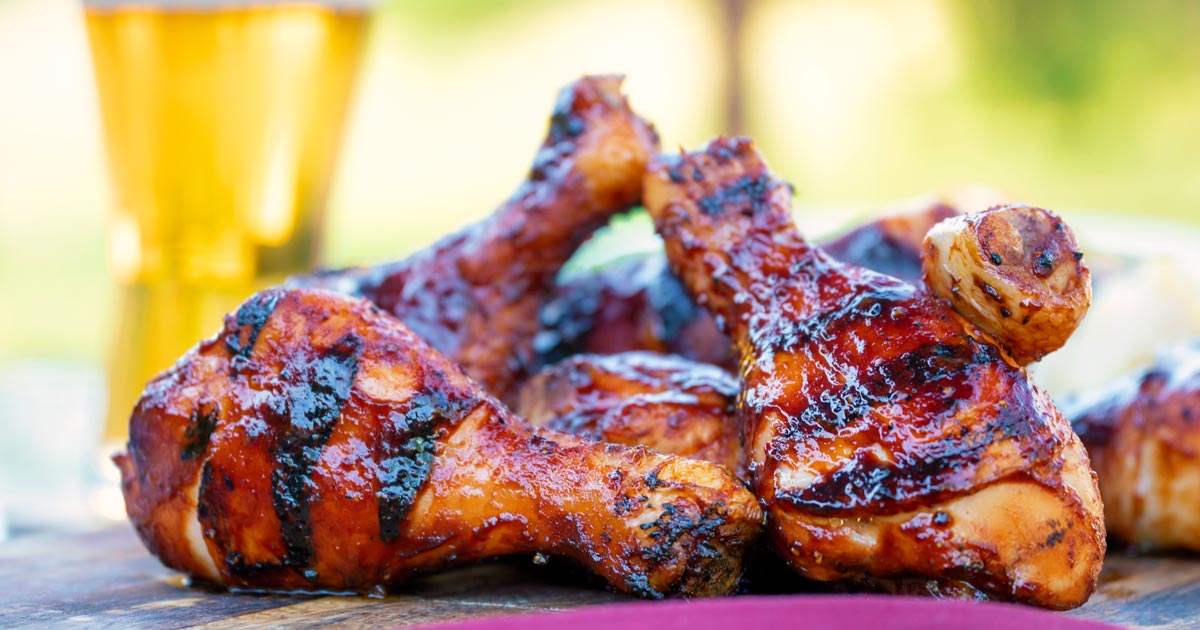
83,0,371,461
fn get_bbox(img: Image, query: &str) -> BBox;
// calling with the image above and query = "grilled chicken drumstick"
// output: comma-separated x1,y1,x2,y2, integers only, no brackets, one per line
291,75,659,399
1067,340,1200,552
534,200,961,373
642,137,1105,609
515,352,741,472
115,288,763,598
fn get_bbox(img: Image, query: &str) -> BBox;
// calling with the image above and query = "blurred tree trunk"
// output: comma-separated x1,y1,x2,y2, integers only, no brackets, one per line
720,0,746,134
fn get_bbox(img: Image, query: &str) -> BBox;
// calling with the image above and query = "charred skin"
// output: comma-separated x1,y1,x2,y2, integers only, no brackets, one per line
923,205,1091,366
515,352,742,472
531,202,1088,490
534,201,961,373
641,137,1104,610
291,75,659,400
115,289,763,598
1067,341,1200,552
534,254,734,371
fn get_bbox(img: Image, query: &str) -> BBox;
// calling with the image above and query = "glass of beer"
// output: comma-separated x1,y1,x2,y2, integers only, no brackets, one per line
84,1,372,454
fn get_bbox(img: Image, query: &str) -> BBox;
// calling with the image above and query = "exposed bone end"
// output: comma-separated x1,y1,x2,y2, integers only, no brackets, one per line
923,204,1091,365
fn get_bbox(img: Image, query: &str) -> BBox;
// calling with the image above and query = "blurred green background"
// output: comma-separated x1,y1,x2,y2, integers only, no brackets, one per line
2,0,1199,366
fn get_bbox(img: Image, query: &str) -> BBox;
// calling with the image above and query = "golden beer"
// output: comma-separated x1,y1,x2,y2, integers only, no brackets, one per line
85,2,369,443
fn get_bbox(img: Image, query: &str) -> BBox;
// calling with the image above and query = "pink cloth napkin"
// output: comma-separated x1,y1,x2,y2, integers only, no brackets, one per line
419,595,1119,630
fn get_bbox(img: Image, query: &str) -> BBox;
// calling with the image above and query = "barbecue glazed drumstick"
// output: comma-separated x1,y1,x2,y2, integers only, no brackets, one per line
291,75,659,399
534,200,961,373
1066,340,1200,552
642,137,1105,609
923,205,1091,366
115,289,763,598
515,352,741,472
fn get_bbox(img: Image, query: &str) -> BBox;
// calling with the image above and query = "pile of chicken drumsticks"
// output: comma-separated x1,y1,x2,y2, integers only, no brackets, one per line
116,76,1200,610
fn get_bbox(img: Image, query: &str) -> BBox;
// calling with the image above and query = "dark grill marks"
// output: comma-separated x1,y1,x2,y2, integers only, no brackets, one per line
1040,521,1067,549
752,275,1055,514
197,460,214,524
974,278,1004,303
533,285,602,366
640,501,729,564
180,402,219,461
377,387,479,542
623,573,658,599
532,253,733,372
779,378,1054,516
198,458,292,577
270,333,363,571
224,292,281,364
648,269,701,345
697,174,773,217
1035,251,1056,276
548,85,587,144
226,553,288,578
699,196,724,216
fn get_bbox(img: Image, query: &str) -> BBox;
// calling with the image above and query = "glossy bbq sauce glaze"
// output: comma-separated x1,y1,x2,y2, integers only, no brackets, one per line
516,351,742,471
642,136,1105,609
116,288,764,598
533,199,962,374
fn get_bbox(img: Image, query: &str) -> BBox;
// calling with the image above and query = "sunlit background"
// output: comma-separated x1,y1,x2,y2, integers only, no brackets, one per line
1,0,1199,535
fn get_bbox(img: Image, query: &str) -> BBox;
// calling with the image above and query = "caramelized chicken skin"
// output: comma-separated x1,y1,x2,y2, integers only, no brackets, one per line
291,75,659,399
535,254,734,371
642,137,1104,609
534,200,962,372
115,289,763,597
1067,340,1200,552
515,352,741,471
923,205,1091,365
527,203,1088,489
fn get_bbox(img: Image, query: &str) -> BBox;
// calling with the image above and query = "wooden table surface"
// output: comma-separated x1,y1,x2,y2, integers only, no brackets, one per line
2,525,1197,629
